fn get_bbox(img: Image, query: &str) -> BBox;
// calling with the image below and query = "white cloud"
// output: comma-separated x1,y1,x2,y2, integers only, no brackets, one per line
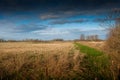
32,28,70,35
0,19,108,40
0,20,18,33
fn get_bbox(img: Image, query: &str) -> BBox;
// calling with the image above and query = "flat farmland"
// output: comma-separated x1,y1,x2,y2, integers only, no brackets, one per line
0,41,112,80
0,42,74,53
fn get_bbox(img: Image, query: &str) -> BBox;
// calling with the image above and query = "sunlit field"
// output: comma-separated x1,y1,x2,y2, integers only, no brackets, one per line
0,41,114,80
0,42,74,53
0,42,80,80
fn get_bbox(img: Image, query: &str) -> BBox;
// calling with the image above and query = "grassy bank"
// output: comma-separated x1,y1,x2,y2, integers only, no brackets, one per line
74,43,113,80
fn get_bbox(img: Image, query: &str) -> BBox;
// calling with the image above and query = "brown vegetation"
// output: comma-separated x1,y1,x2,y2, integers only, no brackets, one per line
104,26,120,80
0,41,115,80
0,42,86,80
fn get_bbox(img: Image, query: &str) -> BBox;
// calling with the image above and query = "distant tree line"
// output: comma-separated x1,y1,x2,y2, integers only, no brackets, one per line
0,39,6,42
0,35,102,43
52,39,64,41
0,38,65,42
80,34,101,41
0,39,22,42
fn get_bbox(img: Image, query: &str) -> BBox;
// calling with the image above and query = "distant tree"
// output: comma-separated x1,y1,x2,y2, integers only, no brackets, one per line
0,39,4,42
8,40,17,42
94,35,99,41
86,35,99,41
52,39,64,41
91,35,94,41
80,34,85,41
74,39,80,42
86,36,90,41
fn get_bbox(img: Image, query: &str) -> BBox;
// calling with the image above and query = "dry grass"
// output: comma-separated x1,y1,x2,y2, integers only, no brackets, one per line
0,42,85,80
0,41,114,80
0,42,73,53
104,26,120,80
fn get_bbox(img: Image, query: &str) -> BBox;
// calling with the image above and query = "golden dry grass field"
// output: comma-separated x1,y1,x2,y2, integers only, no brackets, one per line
0,42,74,53
0,41,112,80
0,42,80,80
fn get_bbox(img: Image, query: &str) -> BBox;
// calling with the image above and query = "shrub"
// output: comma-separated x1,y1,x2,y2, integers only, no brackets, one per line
105,26,120,80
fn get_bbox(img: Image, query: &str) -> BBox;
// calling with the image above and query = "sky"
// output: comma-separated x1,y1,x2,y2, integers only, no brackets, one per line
0,0,120,40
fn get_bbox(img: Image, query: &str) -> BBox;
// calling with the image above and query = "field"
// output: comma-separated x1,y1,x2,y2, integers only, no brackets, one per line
0,41,113,80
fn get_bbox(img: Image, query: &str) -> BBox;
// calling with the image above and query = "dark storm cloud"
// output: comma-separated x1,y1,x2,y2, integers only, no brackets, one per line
39,8,113,20
8,0,120,8
50,19,88,25
0,0,120,14
39,10,97,20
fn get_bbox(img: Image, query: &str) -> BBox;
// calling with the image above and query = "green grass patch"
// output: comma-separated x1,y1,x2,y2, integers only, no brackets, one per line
75,43,103,57
74,42,113,80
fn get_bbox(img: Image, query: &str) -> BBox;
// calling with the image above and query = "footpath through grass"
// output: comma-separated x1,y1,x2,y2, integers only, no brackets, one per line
75,43,103,57
74,42,113,80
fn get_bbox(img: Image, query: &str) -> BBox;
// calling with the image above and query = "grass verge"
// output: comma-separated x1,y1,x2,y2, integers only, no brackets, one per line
74,43,103,57
74,43,113,80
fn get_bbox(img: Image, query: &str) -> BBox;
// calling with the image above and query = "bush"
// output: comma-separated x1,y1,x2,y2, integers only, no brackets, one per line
105,26,120,80
105,26,120,61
